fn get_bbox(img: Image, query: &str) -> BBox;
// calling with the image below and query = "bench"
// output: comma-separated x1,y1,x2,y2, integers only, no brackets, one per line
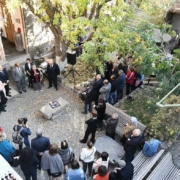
105,103,146,137
132,149,165,180
147,152,180,180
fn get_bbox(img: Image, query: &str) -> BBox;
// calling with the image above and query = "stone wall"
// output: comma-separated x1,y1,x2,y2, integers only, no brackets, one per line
22,5,55,58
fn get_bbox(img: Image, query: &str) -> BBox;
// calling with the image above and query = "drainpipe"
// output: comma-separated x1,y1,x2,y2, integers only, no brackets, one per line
20,6,29,54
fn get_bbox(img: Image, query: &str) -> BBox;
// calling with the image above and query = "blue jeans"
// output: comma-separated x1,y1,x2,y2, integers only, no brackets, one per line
84,103,92,114
117,89,123,101
109,92,116,105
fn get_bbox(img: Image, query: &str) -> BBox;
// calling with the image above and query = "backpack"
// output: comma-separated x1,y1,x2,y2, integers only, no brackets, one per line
12,126,24,145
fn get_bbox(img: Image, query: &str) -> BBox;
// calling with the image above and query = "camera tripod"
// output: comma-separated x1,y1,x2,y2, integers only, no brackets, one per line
64,65,80,85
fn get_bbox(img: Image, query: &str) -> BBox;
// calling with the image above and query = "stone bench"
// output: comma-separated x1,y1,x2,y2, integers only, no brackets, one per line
39,97,69,120
147,152,180,180
132,149,165,180
105,103,146,137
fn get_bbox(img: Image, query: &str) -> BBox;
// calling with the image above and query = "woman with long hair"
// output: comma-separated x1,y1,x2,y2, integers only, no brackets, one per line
41,143,64,180
14,147,39,180
80,141,96,177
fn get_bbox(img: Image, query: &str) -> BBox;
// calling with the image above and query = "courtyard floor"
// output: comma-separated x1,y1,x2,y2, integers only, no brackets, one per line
0,80,104,180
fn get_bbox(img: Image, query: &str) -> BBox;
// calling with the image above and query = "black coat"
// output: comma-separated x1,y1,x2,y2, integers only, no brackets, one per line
14,154,39,174
110,79,118,93
95,103,106,121
84,87,93,104
31,136,50,157
92,79,103,98
47,63,60,78
0,68,9,83
85,117,97,132
118,162,134,180
25,63,33,74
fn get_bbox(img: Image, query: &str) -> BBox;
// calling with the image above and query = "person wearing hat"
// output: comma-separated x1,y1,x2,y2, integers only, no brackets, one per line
109,160,134,180
120,117,138,145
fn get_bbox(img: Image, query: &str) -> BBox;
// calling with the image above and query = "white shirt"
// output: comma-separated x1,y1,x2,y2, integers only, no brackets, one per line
80,147,96,163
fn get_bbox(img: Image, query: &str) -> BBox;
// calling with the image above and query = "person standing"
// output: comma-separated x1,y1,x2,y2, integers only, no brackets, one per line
104,113,119,140
109,75,118,105
41,143,64,179
80,141,96,177
25,58,33,88
99,79,111,102
126,66,135,96
66,160,86,180
31,129,50,169
81,83,93,114
120,116,138,145
30,65,42,92
116,70,126,101
47,59,60,91
13,118,31,151
14,147,39,180
80,111,98,144
0,65,11,97
94,99,106,131
12,62,26,94
91,74,103,105
0,81,7,112
124,129,142,162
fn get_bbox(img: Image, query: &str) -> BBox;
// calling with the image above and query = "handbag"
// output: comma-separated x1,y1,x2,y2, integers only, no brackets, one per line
70,151,75,162
51,172,62,177
79,148,94,162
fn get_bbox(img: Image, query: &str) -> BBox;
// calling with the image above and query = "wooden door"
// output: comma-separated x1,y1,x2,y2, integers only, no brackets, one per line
0,3,15,42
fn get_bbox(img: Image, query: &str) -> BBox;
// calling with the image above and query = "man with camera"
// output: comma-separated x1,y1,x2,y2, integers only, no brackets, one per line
13,118,31,151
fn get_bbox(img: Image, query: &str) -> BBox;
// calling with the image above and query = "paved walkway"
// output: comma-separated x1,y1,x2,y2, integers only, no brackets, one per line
0,80,104,179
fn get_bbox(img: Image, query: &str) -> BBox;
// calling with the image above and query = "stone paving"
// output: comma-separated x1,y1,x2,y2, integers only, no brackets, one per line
0,80,104,180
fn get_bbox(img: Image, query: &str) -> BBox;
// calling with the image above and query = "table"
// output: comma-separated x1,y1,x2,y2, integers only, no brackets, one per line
39,97,69,120
94,135,125,163
0,155,23,180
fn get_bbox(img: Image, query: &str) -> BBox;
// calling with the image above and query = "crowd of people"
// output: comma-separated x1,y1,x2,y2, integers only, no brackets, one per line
0,54,162,180
0,112,161,180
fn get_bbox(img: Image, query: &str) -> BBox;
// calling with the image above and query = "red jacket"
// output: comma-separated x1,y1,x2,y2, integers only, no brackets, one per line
126,71,135,85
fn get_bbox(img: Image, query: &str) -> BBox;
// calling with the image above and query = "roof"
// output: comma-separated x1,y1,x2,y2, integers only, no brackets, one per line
169,3,180,14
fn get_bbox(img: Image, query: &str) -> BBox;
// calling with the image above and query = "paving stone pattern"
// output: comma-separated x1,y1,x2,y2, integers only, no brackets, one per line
0,80,105,180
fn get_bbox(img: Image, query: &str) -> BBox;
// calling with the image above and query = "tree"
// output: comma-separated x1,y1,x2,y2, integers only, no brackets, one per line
5,0,133,64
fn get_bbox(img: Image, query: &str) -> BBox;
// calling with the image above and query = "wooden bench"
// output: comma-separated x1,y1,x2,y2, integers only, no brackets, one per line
132,149,165,180
105,103,146,137
147,152,180,180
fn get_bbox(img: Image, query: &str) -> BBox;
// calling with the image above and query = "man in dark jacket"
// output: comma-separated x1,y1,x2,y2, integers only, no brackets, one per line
24,58,33,88
124,129,142,162
0,65,11,97
116,70,126,102
110,160,134,180
31,129,50,168
109,75,118,105
80,111,97,143
47,59,60,91
104,113,119,140
13,118,31,151
81,83,93,114
91,74,103,105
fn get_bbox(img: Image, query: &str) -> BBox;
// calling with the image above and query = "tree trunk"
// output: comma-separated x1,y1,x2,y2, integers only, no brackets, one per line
55,37,61,63
61,40,67,61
